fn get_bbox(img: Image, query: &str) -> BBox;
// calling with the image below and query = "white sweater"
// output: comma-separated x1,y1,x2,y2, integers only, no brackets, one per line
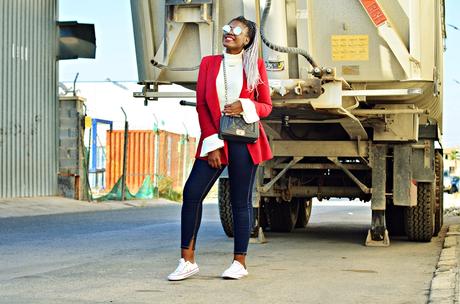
199,51,260,157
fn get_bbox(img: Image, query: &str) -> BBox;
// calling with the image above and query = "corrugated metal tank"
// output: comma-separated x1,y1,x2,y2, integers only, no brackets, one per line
0,0,58,198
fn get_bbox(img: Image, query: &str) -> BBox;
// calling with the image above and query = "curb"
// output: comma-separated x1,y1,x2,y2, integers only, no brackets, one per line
429,225,460,303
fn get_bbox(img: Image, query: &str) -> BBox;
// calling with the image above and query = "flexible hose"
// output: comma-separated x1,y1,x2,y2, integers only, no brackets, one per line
260,0,319,68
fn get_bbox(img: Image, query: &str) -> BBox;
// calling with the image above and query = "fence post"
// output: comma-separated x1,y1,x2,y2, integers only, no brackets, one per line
121,107,129,201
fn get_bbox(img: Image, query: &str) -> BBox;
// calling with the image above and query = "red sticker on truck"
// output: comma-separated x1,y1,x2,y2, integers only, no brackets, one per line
359,0,387,27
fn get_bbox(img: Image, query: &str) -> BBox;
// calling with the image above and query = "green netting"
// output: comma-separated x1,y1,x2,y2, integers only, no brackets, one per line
96,177,135,201
134,175,157,199
96,175,158,201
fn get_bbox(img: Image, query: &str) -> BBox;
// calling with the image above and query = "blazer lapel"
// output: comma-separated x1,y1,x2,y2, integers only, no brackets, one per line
206,55,223,122
239,69,254,100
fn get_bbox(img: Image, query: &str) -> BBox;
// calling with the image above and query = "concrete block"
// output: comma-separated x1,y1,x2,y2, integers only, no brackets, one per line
448,225,460,232
429,290,454,299
59,138,78,148
443,236,457,248
437,259,457,268
446,232,460,236
59,128,79,138
440,247,456,258
431,274,456,290
60,117,79,126
59,159,79,171
59,149,79,160
58,175,77,199
436,266,454,272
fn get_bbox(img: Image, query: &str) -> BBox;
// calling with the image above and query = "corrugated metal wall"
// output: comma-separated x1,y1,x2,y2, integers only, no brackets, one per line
106,130,155,193
106,130,196,193
0,0,58,198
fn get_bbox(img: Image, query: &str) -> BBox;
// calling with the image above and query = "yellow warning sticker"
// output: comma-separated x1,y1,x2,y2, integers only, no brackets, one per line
331,35,369,61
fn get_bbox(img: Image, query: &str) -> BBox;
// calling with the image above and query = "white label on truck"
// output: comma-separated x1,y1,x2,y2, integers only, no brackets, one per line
331,35,369,61
342,65,360,76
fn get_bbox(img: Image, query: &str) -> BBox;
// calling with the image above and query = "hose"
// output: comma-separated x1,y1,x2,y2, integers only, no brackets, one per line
260,0,319,68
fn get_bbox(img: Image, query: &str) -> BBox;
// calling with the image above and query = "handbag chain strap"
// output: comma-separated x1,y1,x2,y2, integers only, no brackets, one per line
222,55,229,105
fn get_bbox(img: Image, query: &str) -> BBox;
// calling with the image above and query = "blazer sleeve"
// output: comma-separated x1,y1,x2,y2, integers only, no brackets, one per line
253,59,272,118
196,57,218,138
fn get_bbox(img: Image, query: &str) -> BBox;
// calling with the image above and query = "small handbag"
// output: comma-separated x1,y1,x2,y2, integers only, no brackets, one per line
218,56,259,143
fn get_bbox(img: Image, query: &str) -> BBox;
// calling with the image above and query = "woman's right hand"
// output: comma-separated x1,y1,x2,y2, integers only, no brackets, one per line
208,149,222,169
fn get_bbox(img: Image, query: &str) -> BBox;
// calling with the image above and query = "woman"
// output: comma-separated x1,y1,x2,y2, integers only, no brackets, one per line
168,16,272,281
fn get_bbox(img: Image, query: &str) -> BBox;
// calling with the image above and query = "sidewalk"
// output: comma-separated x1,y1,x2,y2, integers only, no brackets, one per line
0,196,177,218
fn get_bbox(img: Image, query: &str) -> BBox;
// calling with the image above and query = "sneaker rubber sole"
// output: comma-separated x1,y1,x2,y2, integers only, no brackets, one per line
168,267,199,281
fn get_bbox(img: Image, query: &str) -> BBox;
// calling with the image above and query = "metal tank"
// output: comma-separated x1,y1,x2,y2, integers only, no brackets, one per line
131,0,446,246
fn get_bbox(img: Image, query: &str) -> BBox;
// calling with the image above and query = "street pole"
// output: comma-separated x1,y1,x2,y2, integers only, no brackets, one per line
182,122,189,187
121,107,128,201
152,113,160,197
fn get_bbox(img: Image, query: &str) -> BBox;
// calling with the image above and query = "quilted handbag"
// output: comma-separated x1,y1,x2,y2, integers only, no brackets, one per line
219,114,259,143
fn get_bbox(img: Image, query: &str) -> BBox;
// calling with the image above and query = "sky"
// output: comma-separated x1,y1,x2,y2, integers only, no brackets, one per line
59,0,460,147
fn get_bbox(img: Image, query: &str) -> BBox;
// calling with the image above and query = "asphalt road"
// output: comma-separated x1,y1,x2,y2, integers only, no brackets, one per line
0,200,443,304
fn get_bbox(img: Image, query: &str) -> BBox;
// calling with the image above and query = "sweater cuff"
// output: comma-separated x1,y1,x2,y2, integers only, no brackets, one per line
240,98,260,123
200,133,224,157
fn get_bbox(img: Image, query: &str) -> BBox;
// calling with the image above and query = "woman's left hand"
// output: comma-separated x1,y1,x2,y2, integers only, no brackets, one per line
223,100,243,116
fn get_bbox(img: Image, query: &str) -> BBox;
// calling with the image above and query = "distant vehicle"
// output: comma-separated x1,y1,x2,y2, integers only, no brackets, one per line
444,171,452,192
450,176,459,194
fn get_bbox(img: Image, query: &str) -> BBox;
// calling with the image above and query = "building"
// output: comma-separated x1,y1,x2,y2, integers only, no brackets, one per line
0,0,59,198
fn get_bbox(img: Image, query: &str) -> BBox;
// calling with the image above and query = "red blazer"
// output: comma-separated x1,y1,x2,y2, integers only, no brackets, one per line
195,55,273,165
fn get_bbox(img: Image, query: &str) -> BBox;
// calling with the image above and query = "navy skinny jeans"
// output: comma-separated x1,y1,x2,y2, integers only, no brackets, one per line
181,141,258,255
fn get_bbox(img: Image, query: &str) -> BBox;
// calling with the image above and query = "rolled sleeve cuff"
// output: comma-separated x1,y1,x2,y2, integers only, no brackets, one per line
240,98,260,123
200,133,224,157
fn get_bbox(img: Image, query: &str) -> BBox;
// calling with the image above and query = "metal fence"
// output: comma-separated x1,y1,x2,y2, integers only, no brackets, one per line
105,130,196,193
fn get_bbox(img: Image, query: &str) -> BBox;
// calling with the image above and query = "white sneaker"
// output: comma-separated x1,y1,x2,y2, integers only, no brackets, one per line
167,258,199,281
221,260,248,279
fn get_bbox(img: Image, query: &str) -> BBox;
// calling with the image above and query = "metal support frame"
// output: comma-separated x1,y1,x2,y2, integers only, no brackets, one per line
342,88,423,97
351,108,428,115
327,157,371,194
132,88,424,101
365,210,390,247
259,157,303,193
273,163,369,170
371,144,387,210
261,186,365,199
271,141,369,157
336,108,368,140
368,142,390,246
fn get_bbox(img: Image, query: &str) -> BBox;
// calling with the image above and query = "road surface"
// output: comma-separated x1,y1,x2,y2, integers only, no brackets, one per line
0,200,442,304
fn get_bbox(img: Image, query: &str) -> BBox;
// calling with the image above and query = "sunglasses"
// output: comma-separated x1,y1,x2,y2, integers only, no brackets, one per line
222,24,243,36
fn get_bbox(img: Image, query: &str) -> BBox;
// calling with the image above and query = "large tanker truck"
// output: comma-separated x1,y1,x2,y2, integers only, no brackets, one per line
130,0,446,246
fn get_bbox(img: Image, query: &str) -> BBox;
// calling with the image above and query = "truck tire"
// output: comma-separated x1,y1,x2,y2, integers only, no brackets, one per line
295,198,313,228
405,182,435,242
266,199,299,232
385,200,405,236
218,178,233,237
434,152,444,236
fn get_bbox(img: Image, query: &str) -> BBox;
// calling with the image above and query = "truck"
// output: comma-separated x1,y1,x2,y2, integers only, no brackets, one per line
130,0,446,246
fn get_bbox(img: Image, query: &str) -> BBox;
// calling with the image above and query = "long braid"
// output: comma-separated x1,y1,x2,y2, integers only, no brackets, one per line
231,16,262,92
